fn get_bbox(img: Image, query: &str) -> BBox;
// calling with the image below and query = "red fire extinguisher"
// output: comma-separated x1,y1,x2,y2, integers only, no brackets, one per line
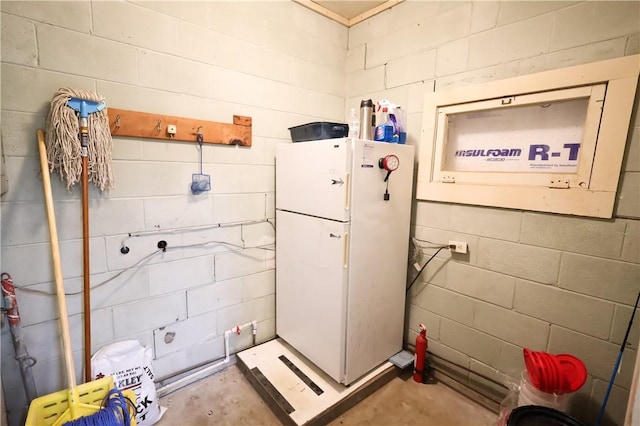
413,323,428,383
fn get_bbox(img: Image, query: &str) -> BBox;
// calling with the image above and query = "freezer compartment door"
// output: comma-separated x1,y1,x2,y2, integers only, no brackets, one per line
276,210,349,383
276,139,351,222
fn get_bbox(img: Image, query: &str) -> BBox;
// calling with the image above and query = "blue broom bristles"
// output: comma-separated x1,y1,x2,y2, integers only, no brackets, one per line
63,388,135,426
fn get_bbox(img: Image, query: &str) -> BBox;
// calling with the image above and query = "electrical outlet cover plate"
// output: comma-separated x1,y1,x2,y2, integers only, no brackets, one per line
449,240,468,254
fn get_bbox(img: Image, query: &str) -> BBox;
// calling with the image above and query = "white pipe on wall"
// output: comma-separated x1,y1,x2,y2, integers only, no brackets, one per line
156,321,257,397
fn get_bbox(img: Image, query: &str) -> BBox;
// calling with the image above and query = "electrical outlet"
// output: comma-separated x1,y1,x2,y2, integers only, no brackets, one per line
449,240,468,254
167,124,177,135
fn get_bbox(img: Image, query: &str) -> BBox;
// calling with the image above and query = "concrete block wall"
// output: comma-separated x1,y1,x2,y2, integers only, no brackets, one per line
347,2,639,424
2,1,639,425
0,1,346,424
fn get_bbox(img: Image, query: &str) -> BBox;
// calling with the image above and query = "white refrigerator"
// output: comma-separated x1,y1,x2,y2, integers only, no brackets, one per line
275,138,415,385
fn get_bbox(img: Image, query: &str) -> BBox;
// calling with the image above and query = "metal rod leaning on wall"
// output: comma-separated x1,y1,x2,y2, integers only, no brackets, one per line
1,273,38,413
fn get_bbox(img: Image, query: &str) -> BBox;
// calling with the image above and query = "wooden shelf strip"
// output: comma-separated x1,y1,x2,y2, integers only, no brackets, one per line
108,108,252,147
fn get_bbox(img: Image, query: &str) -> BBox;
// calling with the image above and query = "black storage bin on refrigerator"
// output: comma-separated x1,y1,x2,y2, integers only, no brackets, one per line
288,122,349,142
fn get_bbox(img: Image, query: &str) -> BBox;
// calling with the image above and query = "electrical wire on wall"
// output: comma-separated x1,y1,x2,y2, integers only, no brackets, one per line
406,237,454,294
405,237,511,409
14,218,276,297
406,246,447,293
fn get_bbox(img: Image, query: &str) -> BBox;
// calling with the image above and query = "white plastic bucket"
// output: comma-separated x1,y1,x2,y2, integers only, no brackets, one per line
518,370,573,413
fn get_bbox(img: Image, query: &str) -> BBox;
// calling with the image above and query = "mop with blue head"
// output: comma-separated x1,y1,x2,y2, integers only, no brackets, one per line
44,88,114,191
45,88,115,383
25,126,131,426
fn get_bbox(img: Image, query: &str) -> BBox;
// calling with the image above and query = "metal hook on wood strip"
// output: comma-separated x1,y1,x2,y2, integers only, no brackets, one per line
113,115,121,132
156,119,162,136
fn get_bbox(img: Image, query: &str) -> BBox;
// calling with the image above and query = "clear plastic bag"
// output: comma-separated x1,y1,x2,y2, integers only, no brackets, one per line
497,376,520,425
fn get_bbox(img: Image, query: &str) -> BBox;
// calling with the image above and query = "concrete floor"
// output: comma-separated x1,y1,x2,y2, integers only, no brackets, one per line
157,364,497,426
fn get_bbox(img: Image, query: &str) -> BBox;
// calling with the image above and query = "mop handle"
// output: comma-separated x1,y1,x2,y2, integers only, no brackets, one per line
596,290,640,425
37,130,77,391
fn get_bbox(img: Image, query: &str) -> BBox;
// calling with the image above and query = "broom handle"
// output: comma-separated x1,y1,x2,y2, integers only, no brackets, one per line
82,155,91,381
37,129,77,391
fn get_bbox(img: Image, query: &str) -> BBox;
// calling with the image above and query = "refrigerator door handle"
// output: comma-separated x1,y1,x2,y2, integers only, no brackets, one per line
345,173,351,211
343,232,349,268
